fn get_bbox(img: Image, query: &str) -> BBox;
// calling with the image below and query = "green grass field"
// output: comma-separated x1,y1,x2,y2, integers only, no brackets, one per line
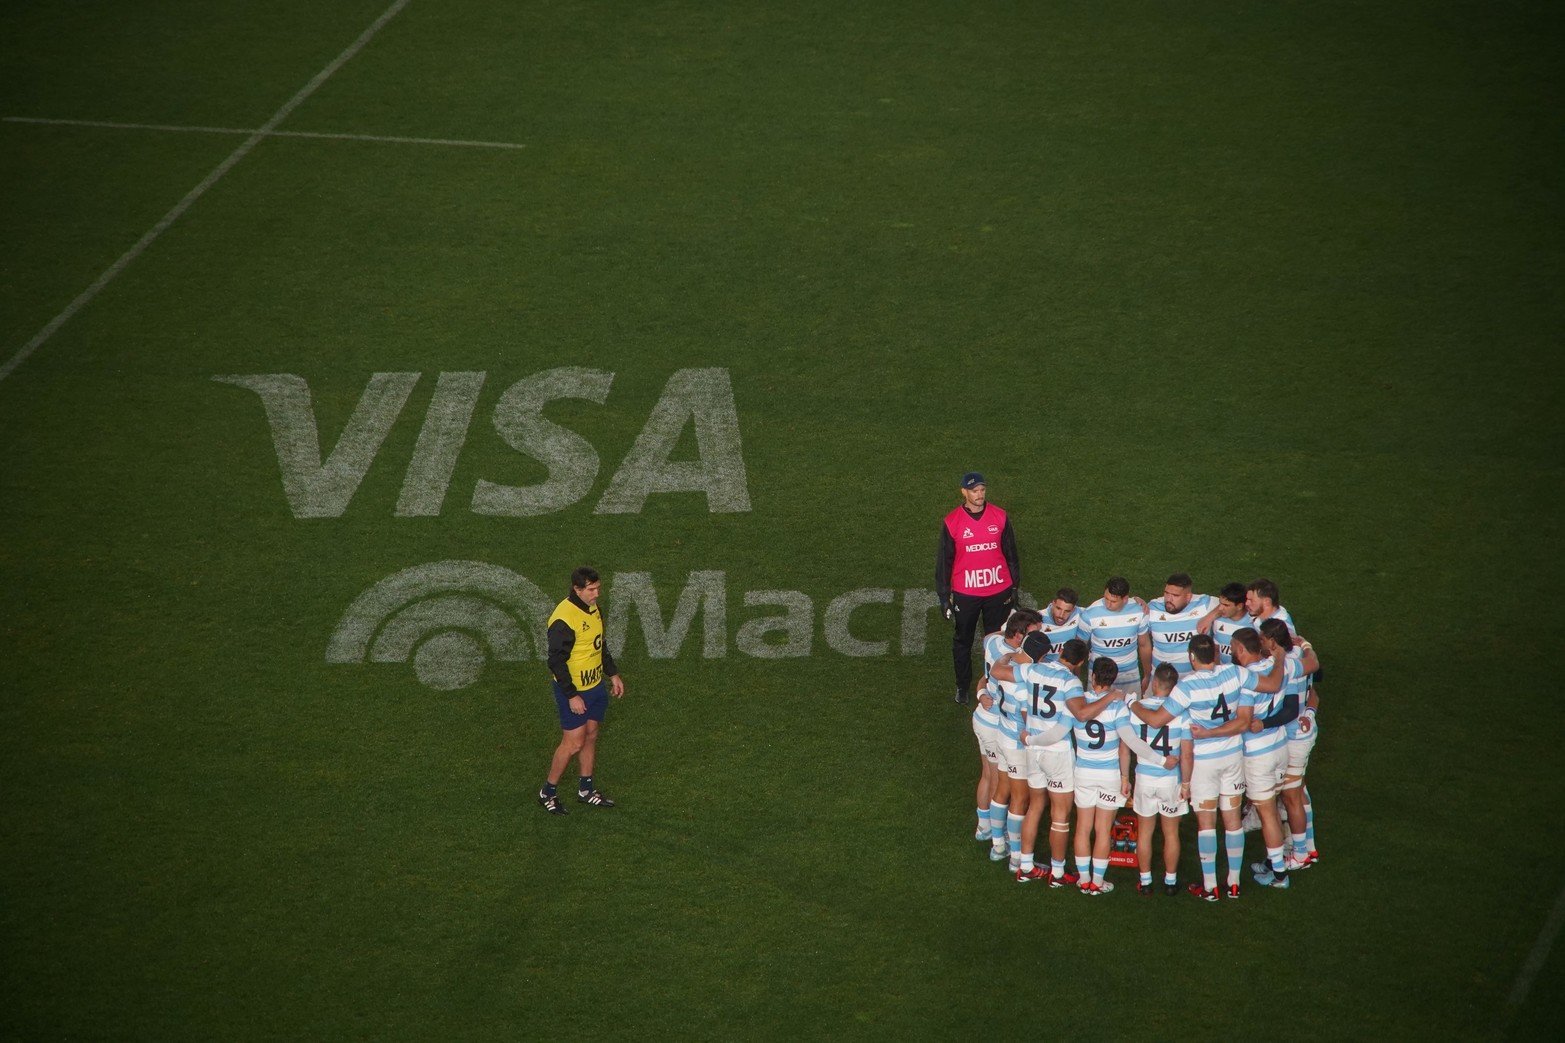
3,0,1563,1037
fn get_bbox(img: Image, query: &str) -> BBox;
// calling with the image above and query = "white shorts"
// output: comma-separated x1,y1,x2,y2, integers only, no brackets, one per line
996,742,1028,780
972,715,1002,765
1026,746,1075,793
1284,724,1318,783
1073,767,1126,810
1190,753,1246,804
1134,775,1187,818
1243,747,1287,802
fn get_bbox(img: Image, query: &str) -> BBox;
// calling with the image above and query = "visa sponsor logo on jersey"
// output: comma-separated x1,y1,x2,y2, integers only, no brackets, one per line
964,566,1005,588
1158,628,1197,645
1098,635,1135,650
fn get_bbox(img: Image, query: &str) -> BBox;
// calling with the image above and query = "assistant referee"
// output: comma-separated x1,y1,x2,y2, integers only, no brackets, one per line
537,566,625,814
936,472,1021,704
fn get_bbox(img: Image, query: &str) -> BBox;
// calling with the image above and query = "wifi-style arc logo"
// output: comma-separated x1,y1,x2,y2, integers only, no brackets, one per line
326,561,552,690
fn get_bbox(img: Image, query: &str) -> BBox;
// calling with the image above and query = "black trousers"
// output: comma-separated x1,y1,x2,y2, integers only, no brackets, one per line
951,588,1015,693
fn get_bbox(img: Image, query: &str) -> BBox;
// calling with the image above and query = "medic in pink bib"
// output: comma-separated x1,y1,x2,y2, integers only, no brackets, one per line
936,471,1022,704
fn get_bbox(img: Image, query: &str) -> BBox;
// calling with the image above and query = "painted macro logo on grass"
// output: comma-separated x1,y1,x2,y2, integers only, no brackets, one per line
325,561,551,691
326,561,957,690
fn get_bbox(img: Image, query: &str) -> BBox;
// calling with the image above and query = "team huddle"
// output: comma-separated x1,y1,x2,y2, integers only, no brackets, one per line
971,575,1323,899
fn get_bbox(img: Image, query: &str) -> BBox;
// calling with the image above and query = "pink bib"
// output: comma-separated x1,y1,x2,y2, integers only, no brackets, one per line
945,505,1010,596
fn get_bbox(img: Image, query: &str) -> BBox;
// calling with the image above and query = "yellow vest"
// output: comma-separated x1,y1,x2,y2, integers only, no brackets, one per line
548,597,606,690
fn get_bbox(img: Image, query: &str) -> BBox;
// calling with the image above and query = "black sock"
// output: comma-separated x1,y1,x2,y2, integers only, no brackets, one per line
542,781,557,798
578,775,593,794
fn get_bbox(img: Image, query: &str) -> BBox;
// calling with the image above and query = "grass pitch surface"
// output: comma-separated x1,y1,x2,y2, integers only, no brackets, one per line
2,1,1562,1037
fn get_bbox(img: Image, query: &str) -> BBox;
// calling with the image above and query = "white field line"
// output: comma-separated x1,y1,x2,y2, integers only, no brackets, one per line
1502,876,1565,1029
0,0,413,388
3,116,526,151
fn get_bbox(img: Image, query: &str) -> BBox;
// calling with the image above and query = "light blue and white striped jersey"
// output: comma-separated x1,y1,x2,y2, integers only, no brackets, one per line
1079,598,1147,682
1140,593,1217,676
1038,607,1084,664
1130,696,1191,781
1211,611,1256,664
1253,605,1298,638
976,632,1008,728
1167,664,1255,760
1282,647,1313,741
1015,660,1082,752
1240,655,1301,756
1070,690,1129,771
996,670,1029,749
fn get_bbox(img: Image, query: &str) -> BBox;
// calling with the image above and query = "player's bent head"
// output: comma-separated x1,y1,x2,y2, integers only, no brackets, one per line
1188,633,1218,666
1020,631,1052,662
1090,657,1119,687
1152,662,1178,693
1231,627,1263,660
1054,587,1079,607
1259,617,1292,651
571,565,601,591
1105,575,1130,598
1059,637,1089,667
1219,581,1247,605
1004,609,1042,638
1247,577,1280,606
1165,572,1193,590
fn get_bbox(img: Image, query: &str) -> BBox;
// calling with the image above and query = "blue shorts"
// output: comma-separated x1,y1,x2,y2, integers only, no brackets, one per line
553,680,608,730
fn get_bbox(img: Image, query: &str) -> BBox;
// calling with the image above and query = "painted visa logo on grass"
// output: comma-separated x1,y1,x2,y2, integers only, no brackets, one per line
214,367,750,517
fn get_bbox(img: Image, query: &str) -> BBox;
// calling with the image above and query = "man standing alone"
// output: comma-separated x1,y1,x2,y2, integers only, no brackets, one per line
538,566,625,814
936,472,1021,704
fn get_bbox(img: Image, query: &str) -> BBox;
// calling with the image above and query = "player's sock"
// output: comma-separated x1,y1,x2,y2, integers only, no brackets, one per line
1224,830,1245,887
1291,831,1308,861
1267,844,1286,873
1303,790,1316,850
1019,852,1034,873
1140,871,1153,886
577,774,593,795
1075,854,1091,882
1164,871,1178,886
1092,857,1109,885
976,807,988,836
989,802,1009,847
1051,858,1066,880
541,781,557,798
1198,829,1218,891
1006,815,1023,867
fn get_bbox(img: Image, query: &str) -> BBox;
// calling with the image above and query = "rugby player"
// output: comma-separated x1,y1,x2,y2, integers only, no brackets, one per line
1234,627,1318,888
1037,588,1083,662
1065,658,1136,894
1079,576,1148,694
1245,578,1296,633
1129,663,1191,896
989,626,1035,869
1131,633,1282,900
990,636,1105,886
1263,618,1323,869
974,610,1042,849
1197,582,1255,664
1138,572,1218,690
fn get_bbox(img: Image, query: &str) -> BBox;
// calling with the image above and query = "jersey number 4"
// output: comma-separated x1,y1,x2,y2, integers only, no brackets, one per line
1210,694,1233,723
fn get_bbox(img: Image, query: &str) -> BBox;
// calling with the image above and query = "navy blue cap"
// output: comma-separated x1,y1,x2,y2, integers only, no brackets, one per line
960,471,985,489
1021,632,1052,661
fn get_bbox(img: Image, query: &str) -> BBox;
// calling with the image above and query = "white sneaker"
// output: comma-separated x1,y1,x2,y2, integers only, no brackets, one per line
989,844,1007,862
1240,803,1261,833
1096,880,1115,894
